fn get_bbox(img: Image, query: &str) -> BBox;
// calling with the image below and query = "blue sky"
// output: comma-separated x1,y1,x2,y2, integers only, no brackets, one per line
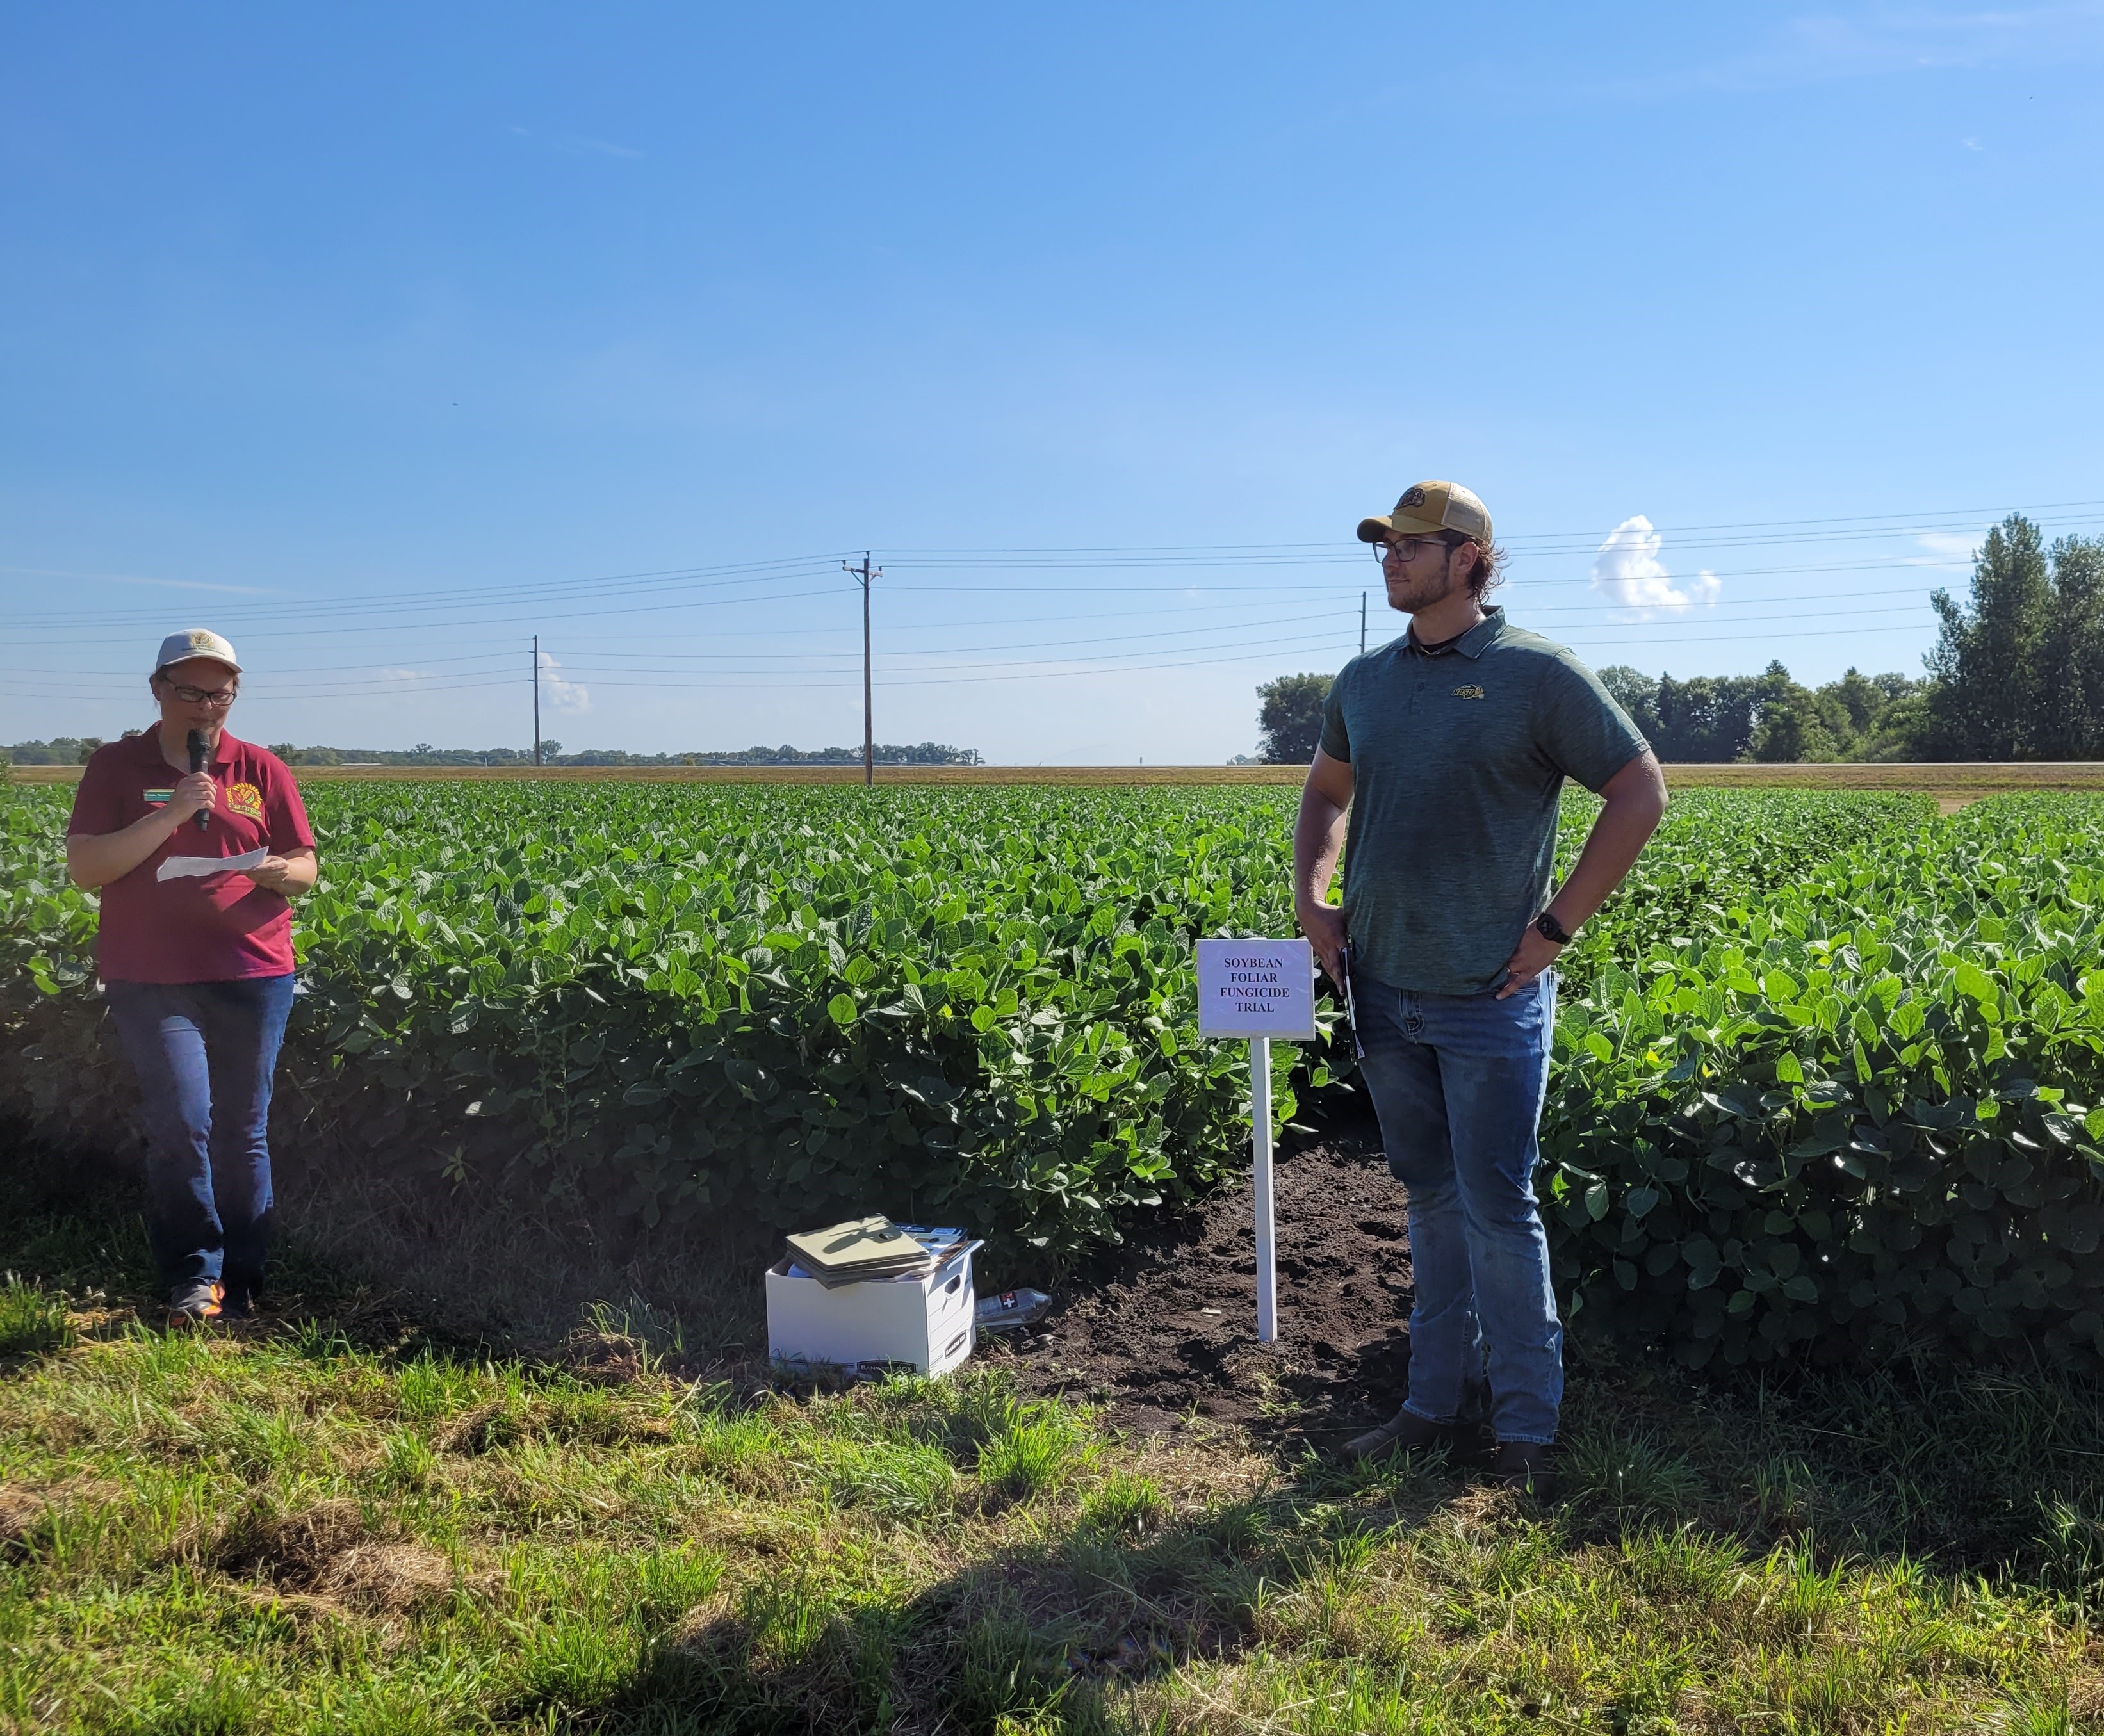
4,3,2102,762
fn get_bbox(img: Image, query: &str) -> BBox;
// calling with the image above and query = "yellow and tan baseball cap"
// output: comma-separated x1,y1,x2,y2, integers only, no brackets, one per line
1357,480,1494,548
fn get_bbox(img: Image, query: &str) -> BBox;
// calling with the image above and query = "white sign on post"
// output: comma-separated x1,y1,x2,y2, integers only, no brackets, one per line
1196,937,1316,1343
1196,938,1318,1042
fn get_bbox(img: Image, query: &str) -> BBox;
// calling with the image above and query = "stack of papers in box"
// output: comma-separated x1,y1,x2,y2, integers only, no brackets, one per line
782,1217,971,1288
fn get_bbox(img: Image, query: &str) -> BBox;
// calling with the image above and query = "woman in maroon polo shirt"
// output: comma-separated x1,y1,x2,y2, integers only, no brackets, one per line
65,630,318,1325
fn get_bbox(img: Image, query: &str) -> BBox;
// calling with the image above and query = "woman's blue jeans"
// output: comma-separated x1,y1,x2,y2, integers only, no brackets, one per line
104,975,296,1304
1352,967,1562,1445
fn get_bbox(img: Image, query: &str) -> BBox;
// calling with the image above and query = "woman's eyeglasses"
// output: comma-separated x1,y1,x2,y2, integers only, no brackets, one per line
161,683,238,707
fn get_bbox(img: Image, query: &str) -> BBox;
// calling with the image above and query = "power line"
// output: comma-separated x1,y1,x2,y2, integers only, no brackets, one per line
8,491,2075,731
0,595,1946,699
8,498,2081,636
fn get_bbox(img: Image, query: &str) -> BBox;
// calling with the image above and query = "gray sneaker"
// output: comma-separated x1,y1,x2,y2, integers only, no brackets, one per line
167,1281,225,1326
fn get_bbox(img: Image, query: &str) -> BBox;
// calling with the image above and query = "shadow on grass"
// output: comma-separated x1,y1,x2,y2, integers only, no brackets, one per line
483,1372,2104,1736
0,1112,766,1374
7,1118,2104,1733
493,1445,1480,1736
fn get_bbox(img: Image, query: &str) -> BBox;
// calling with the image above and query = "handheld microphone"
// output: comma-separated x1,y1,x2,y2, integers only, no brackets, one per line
186,731,210,831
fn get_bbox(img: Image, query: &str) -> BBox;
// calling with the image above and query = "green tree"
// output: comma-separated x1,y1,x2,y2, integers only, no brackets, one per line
1825,668,1887,736
1599,665,1773,761
1597,665,1658,733
1605,662,1927,763
1749,663,1845,762
1255,673,1332,764
1923,515,2050,758
1657,671,1768,761
2034,534,2104,758
1847,680,1932,761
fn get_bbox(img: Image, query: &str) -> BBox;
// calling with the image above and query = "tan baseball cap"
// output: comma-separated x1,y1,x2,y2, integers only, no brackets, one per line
1357,480,1494,548
153,628,241,675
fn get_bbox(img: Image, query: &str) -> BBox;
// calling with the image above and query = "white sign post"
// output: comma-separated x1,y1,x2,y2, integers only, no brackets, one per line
1196,937,1317,1343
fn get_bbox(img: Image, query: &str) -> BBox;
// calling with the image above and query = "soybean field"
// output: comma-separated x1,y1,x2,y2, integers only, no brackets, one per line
8,779,2104,1733
4,779,2100,1369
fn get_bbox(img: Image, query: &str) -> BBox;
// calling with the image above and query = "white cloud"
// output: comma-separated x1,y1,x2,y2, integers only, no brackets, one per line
1592,5,2104,99
0,565,272,595
1589,516,1722,613
1913,531,1979,567
377,667,439,682
538,651,591,713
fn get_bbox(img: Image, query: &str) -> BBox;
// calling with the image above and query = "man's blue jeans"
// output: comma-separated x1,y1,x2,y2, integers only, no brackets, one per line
1353,967,1562,1445
104,975,296,1304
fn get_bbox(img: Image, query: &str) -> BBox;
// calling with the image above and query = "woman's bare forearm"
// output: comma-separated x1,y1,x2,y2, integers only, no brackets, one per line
67,810,185,890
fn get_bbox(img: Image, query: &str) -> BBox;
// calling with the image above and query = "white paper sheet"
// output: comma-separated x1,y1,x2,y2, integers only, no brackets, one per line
156,847,270,882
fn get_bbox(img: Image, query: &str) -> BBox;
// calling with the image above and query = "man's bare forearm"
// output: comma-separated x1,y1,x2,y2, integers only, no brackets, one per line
1293,750,1356,982
1545,753,1668,932
1293,788,1349,916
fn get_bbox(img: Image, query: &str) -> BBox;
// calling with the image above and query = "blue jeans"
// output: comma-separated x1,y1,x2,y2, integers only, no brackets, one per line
104,975,296,1304
1353,968,1562,1445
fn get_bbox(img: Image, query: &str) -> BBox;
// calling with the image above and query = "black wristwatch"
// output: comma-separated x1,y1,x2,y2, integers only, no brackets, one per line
1533,909,1572,946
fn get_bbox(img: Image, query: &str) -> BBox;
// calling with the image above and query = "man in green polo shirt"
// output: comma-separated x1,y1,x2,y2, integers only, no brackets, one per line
1294,480,1669,1497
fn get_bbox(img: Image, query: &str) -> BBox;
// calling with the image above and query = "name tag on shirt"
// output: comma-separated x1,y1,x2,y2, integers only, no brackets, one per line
143,788,174,807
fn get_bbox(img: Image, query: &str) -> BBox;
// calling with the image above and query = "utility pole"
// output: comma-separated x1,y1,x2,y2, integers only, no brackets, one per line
843,553,881,786
1360,592,1367,657
532,635,542,766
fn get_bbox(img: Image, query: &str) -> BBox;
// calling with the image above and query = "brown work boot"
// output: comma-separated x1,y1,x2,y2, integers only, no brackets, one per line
1489,1440,1559,1502
1339,1404,1455,1464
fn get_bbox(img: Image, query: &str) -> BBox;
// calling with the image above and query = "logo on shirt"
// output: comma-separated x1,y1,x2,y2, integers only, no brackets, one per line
1451,684,1485,700
224,781,264,821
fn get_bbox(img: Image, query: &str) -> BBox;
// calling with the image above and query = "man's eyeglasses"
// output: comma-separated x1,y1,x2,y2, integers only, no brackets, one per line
1371,534,1454,566
160,681,238,707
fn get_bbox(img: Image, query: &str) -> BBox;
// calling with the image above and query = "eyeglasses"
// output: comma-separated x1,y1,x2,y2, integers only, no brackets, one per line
1371,535,1454,566
160,682,238,707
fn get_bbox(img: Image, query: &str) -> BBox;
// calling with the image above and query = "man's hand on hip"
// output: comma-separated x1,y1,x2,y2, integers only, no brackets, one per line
1497,925,1564,999
1298,900,1348,987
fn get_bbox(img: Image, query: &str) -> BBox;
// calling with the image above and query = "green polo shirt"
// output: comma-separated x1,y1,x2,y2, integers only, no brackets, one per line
1317,606,1648,996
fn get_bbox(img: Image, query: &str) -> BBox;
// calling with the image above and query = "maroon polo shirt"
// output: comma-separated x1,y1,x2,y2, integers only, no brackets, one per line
67,731,316,984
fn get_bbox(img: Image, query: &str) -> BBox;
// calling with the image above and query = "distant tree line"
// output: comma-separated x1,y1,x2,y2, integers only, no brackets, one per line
0,736,117,767
1252,515,2104,764
1,738,982,768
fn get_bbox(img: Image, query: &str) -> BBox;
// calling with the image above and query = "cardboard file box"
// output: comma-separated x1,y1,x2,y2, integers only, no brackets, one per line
766,1244,979,1377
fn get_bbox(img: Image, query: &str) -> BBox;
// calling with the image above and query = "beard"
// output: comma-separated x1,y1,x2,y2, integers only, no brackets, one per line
1385,557,1456,614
